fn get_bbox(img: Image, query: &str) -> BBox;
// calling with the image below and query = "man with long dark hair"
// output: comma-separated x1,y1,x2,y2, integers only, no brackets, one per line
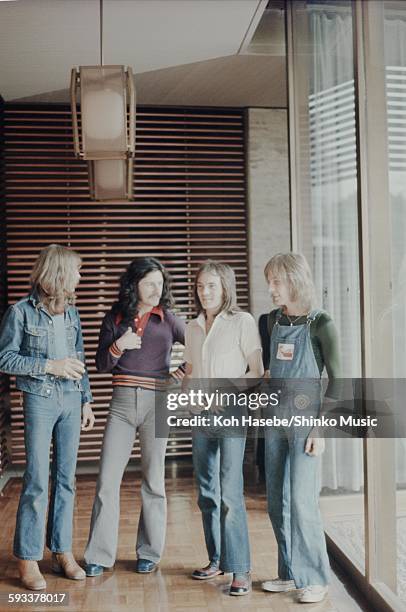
84,257,185,576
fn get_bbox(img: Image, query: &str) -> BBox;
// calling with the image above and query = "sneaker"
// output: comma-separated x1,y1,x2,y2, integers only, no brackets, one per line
192,563,224,580
262,578,296,592
298,585,328,603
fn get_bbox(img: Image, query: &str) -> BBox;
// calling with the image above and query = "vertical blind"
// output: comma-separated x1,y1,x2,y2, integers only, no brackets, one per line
2,104,248,465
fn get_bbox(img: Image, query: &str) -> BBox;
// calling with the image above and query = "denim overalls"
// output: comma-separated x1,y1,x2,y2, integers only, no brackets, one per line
264,309,330,588
0,292,92,559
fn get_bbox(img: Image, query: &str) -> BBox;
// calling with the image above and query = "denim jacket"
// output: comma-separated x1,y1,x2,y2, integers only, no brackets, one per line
0,292,92,404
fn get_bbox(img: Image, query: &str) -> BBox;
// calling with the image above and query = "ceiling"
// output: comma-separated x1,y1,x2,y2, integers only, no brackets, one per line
0,0,287,108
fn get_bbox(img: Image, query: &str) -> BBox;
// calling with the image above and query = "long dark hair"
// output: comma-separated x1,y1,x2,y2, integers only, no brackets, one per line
111,257,174,322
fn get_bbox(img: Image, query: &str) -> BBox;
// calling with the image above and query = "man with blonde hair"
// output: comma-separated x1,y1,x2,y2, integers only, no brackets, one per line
261,252,340,604
0,244,94,590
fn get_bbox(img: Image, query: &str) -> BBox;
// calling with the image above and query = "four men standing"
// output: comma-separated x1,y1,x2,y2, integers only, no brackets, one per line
0,249,333,604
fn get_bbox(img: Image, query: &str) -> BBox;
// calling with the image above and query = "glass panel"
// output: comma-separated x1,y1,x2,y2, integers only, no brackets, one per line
384,0,406,603
242,1,286,56
290,0,365,572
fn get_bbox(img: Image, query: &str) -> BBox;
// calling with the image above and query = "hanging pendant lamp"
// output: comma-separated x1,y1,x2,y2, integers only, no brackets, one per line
70,0,135,201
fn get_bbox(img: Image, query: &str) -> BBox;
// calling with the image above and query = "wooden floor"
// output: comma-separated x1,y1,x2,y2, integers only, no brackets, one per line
0,466,372,612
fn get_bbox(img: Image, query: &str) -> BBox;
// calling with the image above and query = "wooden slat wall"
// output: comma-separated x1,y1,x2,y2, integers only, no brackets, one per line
3,104,248,465
0,96,10,476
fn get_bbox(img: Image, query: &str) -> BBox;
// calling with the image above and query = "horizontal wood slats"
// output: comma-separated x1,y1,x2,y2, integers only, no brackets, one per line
2,104,248,465
0,96,10,477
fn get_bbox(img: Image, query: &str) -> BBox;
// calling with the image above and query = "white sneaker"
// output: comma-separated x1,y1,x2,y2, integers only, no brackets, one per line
298,585,328,603
262,578,296,592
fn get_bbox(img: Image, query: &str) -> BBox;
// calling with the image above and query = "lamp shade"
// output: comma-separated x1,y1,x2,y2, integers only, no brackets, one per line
80,66,127,158
70,64,136,201
88,159,133,200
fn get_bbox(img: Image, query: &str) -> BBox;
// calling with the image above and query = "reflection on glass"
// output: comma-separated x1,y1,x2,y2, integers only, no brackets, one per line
293,0,365,573
384,0,406,602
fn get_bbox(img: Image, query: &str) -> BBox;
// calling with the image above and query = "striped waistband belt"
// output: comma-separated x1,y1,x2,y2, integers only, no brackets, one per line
112,374,170,391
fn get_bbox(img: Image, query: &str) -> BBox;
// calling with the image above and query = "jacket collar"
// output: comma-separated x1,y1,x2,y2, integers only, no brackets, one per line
28,289,72,315
28,289,41,308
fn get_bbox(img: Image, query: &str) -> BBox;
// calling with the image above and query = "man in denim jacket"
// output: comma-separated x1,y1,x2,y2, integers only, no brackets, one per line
0,290,92,402
0,245,94,591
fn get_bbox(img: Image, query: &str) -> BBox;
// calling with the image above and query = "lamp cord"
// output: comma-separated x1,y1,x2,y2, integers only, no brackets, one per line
99,0,104,66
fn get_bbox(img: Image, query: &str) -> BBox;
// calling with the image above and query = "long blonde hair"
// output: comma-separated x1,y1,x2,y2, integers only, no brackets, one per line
264,252,316,312
194,260,239,315
30,244,81,315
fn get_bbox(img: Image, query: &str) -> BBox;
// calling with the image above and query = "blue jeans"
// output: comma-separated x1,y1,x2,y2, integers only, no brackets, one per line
13,385,81,560
265,426,330,588
192,432,250,573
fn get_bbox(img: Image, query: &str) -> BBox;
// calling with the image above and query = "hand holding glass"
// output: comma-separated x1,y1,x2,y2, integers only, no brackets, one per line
46,353,85,379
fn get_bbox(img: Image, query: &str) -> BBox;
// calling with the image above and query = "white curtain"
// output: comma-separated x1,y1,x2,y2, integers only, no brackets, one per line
308,3,406,490
385,13,406,485
308,4,363,491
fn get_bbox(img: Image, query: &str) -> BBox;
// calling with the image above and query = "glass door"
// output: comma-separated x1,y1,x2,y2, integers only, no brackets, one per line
287,0,406,609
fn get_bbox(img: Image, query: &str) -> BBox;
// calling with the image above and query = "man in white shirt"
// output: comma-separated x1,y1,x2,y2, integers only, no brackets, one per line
183,260,263,596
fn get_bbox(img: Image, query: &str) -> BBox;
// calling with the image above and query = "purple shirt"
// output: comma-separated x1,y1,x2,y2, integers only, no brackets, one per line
96,309,185,379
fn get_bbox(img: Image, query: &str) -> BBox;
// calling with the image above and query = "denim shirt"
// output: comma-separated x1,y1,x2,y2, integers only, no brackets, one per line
0,292,92,404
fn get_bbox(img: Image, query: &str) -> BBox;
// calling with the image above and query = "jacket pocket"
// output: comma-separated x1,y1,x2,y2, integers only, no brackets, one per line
23,325,48,355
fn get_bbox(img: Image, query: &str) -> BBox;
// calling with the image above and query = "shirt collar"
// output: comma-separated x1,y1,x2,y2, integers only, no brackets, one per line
196,309,233,330
218,310,234,320
196,312,206,330
115,306,164,326
146,306,164,321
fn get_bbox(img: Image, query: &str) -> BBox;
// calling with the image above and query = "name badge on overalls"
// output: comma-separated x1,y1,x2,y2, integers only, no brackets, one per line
276,343,295,360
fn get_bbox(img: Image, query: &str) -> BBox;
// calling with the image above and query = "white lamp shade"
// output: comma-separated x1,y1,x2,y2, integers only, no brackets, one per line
89,159,133,200
70,64,136,200
82,90,125,140
80,66,127,157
